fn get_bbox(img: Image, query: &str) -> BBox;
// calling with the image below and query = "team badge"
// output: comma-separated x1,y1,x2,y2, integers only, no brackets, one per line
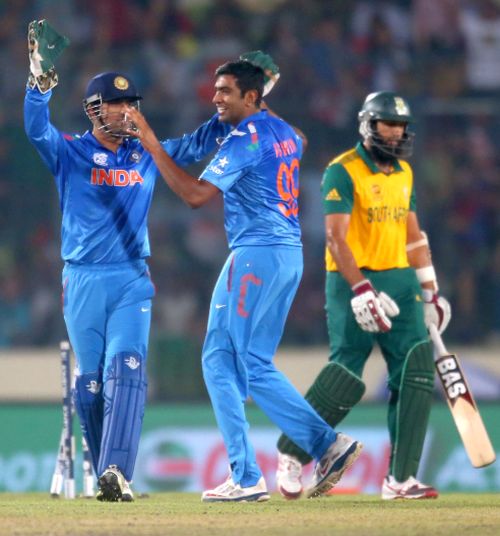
394,97,409,116
114,76,129,91
93,152,108,166
130,150,142,163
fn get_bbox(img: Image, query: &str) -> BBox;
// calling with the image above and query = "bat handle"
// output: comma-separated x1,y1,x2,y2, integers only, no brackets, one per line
429,324,448,355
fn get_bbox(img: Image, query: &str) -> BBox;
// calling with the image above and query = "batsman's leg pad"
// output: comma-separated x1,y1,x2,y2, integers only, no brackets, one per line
74,371,104,475
98,352,147,482
390,341,434,481
277,362,365,465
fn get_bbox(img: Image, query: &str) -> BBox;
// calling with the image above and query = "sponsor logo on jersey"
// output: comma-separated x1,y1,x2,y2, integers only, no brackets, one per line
208,157,229,176
325,188,341,201
208,165,224,175
90,168,144,187
93,152,109,166
125,356,141,370
218,157,229,168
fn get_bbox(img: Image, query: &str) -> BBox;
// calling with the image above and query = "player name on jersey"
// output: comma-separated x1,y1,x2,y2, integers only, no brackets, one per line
90,168,144,187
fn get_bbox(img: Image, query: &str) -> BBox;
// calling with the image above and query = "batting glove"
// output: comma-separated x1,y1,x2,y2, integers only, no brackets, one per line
422,289,451,334
240,50,280,96
27,19,70,93
351,279,400,333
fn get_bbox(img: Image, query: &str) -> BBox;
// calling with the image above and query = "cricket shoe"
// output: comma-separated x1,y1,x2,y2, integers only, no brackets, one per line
381,475,439,500
96,465,129,502
276,453,303,500
306,433,363,498
122,480,134,502
201,476,271,503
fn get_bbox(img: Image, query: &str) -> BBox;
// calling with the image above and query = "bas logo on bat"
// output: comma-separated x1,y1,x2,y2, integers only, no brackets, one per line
435,356,468,400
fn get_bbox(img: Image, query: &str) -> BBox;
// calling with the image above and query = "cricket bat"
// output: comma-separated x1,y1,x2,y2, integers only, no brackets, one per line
429,324,496,468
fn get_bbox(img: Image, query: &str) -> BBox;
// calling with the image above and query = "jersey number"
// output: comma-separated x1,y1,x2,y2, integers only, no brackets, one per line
276,158,299,218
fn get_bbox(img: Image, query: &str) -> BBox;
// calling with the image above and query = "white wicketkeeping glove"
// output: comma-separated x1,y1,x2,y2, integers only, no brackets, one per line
351,279,400,333
422,289,451,334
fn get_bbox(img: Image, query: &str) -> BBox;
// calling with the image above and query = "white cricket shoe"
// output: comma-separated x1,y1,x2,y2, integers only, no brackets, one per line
201,475,271,503
97,465,128,502
122,480,134,502
276,453,303,500
306,432,363,498
381,475,438,500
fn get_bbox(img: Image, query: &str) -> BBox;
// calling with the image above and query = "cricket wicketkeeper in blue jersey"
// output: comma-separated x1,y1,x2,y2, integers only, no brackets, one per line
23,20,229,502
124,56,363,502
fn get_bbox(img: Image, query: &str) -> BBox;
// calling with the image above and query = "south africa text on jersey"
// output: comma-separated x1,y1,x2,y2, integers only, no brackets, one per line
367,206,408,223
90,168,144,187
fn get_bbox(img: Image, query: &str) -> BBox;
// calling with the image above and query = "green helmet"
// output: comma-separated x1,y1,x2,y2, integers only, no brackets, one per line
358,91,415,159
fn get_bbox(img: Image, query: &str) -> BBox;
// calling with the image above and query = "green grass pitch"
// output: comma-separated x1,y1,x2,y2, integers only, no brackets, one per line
1,493,499,536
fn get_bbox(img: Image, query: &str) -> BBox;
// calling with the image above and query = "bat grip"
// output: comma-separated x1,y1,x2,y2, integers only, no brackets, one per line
429,323,448,355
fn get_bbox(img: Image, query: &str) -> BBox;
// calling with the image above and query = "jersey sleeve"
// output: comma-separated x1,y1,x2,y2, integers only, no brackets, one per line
321,163,354,214
409,179,417,211
24,87,67,177
161,114,231,167
199,128,258,192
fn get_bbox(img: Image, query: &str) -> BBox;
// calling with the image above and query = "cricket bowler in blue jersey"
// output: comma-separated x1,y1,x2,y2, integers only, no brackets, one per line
24,20,229,502
125,58,363,502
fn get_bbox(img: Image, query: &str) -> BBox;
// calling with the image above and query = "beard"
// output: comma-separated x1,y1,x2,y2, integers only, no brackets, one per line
368,143,398,165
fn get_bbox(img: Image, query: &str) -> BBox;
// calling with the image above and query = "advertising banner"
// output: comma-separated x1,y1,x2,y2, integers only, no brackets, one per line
1,404,498,493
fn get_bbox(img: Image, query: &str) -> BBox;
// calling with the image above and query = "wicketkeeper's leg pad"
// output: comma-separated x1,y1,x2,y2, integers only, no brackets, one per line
98,352,147,482
277,362,366,465
74,370,104,476
389,341,434,481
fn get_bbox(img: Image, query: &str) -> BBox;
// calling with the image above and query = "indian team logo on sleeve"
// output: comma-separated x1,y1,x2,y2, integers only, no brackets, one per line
325,188,341,201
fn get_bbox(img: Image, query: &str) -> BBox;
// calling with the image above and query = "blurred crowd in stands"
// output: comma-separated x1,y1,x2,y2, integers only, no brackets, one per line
0,0,499,351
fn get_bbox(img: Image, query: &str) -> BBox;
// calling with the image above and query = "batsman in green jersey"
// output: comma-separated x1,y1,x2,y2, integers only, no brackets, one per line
275,91,451,500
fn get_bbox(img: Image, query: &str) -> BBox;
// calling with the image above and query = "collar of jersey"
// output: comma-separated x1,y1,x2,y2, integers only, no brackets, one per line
234,109,268,131
355,142,403,174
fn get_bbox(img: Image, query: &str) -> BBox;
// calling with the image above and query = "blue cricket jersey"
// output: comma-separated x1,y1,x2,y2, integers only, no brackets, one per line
24,87,229,264
200,110,303,249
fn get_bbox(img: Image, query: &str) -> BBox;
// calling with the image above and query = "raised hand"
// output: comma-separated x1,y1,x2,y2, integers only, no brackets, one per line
27,19,70,93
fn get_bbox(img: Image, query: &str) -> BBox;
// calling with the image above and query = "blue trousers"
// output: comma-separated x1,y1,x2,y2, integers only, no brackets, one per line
62,260,154,481
202,246,336,487
62,260,154,375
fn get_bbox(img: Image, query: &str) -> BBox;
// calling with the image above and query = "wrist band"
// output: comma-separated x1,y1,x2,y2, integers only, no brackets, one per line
416,265,438,290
